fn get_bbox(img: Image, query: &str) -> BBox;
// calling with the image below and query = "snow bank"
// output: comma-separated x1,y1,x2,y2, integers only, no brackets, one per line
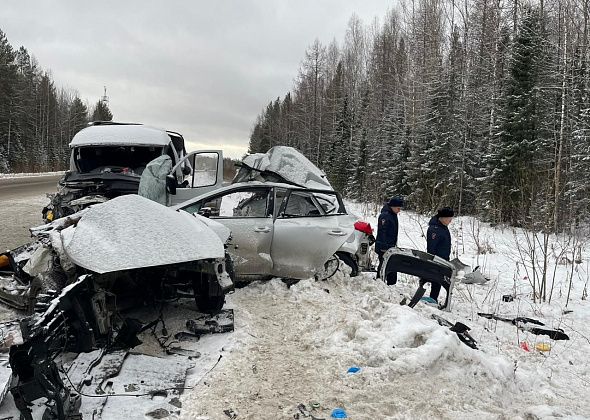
0,171,64,179
180,202,590,419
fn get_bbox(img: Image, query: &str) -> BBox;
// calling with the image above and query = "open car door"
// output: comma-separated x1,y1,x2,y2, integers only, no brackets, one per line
169,150,224,206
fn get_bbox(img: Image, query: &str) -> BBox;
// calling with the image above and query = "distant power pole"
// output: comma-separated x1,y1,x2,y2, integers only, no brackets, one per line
101,86,109,104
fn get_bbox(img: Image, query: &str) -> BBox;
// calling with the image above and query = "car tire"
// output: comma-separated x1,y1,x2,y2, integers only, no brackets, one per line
193,273,225,314
336,252,359,277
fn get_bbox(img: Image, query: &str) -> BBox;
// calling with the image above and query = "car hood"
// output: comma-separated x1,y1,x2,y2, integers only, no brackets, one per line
62,194,225,273
232,146,332,190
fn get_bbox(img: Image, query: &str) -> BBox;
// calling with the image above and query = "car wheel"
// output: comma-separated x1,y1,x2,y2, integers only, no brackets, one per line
315,255,340,281
336,252,359,277
193,273,225,314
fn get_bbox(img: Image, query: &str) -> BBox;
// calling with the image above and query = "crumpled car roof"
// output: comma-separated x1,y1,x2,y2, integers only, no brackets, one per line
70,124,171,147
63,194,224,273
233,146,332,190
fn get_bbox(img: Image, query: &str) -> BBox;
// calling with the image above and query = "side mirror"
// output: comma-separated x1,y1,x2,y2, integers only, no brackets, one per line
166,174,178,195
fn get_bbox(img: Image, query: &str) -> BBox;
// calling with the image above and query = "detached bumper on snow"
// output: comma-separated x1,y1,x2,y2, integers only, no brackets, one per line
382,247,456,310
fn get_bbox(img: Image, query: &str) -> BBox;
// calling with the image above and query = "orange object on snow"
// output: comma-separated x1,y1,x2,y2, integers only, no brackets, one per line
0,254,9,269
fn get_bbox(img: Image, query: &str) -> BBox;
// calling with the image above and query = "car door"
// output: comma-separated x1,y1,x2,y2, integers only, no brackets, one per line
271,189,355,279
179,185,274,277
168,150,224,206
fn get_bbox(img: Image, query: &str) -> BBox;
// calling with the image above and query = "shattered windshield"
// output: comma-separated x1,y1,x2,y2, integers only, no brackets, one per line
74,145,164,174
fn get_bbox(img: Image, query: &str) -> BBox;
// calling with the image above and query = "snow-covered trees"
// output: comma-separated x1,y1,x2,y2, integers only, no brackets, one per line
249,0,590,232
0,28,112,172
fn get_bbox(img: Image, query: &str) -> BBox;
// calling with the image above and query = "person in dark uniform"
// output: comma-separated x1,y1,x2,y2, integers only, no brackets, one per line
375,196,404,285
426,207,454,302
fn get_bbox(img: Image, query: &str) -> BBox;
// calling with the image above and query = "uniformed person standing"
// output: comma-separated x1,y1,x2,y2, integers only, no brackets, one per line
426,207,454,302
375,196,404,285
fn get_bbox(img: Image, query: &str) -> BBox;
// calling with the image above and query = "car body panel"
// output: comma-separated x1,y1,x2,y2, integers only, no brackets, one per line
64,194,225,274
174,182,354,280
271,215,355,278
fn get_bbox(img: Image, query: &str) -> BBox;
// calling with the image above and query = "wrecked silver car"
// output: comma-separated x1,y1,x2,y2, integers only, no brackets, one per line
42,122,224,222
172,146,375,280
3,194,233,314
175,182,359,281
0,195,234,419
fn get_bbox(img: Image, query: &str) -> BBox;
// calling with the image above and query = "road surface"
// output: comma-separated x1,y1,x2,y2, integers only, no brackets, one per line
0,174,62,250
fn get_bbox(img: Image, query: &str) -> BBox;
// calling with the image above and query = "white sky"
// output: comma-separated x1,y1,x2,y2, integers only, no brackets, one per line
2,1,393,158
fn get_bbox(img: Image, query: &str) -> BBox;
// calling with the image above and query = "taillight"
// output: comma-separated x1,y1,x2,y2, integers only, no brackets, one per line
354,221,373,235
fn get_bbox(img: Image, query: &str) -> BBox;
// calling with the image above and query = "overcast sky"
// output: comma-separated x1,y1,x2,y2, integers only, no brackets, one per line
2,1,392,158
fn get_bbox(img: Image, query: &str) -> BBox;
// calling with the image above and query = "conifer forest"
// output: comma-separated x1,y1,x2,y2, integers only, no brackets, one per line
0,29,112,175
249,0,590,232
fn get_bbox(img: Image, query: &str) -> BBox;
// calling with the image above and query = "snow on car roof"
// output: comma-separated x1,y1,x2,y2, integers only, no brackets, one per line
69,124,172,147
64,194,224,273
240,146,333,190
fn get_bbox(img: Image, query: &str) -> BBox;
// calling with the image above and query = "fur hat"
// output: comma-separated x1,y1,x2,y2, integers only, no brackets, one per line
387,196,404,207
436,207,454,218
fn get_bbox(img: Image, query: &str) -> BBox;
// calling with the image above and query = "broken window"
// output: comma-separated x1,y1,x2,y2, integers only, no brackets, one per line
74,145,164,174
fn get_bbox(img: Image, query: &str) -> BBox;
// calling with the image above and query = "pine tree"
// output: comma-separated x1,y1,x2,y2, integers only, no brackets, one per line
488,7,546,225
91,100,113,122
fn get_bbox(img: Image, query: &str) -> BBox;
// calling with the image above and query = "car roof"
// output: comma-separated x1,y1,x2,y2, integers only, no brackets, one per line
171,181,338,210
70,123,172,148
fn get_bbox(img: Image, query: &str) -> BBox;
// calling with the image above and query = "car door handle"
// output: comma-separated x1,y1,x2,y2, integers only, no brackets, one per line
329,230,348,236
254,227,271,233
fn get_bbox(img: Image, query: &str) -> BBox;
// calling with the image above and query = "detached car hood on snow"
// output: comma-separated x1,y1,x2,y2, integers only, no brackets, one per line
233,146,333,190
61,194,225,274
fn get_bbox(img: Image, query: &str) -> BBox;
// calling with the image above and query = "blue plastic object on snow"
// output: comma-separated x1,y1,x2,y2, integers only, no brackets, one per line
331,408,348,418
420,296,438,305
347,366,361,374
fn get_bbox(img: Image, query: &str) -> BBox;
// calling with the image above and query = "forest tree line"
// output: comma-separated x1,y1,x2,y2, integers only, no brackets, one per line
0,28,112,173
249,0,590,232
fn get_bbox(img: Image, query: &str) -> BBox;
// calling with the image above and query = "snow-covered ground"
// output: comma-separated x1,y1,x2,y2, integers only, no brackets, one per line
181,203,590,419
2,193,589,418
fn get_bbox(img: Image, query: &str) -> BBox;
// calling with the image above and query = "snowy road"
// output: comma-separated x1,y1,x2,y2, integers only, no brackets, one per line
0,174,60,250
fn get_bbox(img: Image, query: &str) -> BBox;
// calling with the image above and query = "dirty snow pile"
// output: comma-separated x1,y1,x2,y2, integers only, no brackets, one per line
0,171,64,179
180,205,590,419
